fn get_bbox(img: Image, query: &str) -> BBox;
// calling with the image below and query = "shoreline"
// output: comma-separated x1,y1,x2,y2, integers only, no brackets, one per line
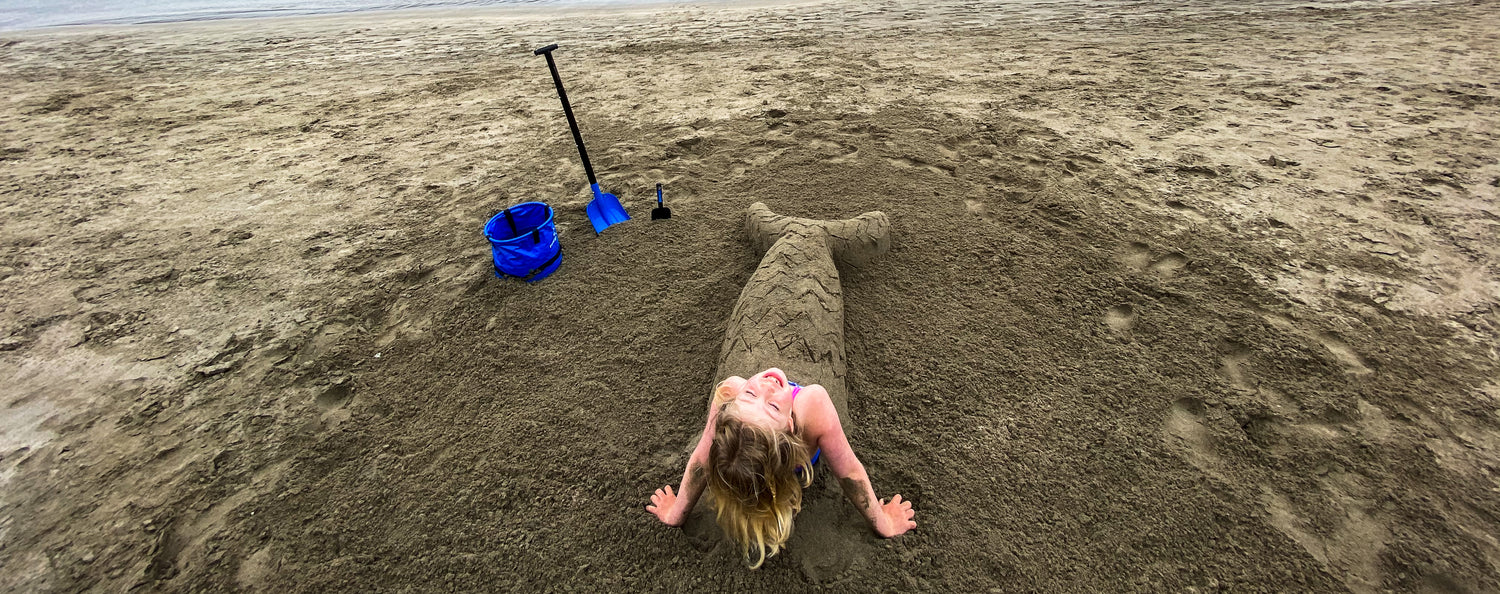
0,0,1456,40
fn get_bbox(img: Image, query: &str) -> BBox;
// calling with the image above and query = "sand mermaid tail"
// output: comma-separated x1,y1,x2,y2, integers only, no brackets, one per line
715,202,892,427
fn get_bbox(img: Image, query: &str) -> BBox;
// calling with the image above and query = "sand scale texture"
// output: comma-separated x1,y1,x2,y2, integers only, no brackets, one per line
1,0,1498,591
717,202,889,426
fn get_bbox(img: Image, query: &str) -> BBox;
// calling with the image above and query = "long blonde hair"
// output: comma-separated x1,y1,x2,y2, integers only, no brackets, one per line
706,381,815,568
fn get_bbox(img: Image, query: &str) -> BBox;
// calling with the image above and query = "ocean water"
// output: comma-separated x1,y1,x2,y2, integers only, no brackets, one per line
0,0,672,31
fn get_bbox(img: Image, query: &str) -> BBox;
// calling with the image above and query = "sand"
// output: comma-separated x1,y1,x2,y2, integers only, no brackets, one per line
1,0,1497,591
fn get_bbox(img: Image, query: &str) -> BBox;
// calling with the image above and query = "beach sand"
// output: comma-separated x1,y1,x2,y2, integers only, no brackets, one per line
1,0,1498,590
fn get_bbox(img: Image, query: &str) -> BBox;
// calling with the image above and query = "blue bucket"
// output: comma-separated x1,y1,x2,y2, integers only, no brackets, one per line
484,202,562,282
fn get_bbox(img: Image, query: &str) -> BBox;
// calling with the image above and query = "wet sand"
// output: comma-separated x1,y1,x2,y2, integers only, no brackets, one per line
1,0,1498,591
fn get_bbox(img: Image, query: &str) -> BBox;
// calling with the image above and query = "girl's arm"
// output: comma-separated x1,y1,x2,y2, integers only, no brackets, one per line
806,389,916,538
647,383,731,526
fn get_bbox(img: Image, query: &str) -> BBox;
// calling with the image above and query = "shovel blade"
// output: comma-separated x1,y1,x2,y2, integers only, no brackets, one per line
585,184,630,234
651,206,671,220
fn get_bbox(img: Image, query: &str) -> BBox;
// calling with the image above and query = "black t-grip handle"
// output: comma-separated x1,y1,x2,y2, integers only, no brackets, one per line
534,44,558,55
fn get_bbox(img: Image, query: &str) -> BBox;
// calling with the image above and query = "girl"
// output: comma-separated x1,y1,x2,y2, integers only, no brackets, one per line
646,368,916,568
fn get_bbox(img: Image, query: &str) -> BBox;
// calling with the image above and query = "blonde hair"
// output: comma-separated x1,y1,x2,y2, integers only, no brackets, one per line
707,381,814,568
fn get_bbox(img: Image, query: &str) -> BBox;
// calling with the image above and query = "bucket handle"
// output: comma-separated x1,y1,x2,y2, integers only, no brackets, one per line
504,209,519,235
503,208,543,245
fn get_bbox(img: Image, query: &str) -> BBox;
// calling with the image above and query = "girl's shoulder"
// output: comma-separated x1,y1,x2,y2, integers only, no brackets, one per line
794,384,839,439
798,382,832,402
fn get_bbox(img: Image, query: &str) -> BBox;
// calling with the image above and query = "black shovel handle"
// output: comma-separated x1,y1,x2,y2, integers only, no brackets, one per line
534,44,598,187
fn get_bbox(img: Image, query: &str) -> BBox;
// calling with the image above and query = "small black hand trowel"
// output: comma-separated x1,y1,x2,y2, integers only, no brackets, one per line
651,183,671,220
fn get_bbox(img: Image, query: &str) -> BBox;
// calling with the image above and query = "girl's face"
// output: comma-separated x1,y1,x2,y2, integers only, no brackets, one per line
724,368,796,433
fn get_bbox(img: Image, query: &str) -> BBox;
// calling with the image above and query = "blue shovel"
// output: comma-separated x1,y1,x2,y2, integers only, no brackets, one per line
534,44,630,235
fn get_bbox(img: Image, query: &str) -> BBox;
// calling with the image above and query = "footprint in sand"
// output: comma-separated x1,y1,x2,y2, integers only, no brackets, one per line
235,545,278,590
1103,304,1138,333
1217,340,1256,392
1255,307,1298,333
315,380,353,410
1163,397,1218,471
1261,470,1391,594
1354,398,1395,443
1314,331,1374,377
1148,253,1189,278
1261,488,1328,569
1240,412,1298,455
964,199,994,223
1213,338,1302,415
1118,242,1188,278
1119,242,1153,271
1255,308,1375,378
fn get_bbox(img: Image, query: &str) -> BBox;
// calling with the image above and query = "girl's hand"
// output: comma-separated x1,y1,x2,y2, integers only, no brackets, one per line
647,485,685,526
875,494,916,538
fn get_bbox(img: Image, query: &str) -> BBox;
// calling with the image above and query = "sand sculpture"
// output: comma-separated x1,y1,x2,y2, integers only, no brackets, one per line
714,202,892,428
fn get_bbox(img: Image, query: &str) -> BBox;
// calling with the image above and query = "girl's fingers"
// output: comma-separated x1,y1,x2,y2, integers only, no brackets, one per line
651,486,676,509
891,494,903,505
